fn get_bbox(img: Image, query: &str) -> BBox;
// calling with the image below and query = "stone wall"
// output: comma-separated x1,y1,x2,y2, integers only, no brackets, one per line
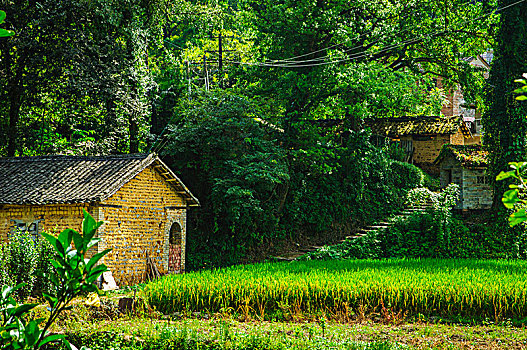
461,168,493,210
439,156,464,209
439,155,492,210
97,165,187,285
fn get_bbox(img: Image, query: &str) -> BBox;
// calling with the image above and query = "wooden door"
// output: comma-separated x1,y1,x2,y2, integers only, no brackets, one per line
168,222,182,273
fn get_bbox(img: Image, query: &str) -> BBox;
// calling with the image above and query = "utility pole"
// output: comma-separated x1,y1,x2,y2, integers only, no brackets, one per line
203,54,209,91
218,33,223,72
186,60,191,101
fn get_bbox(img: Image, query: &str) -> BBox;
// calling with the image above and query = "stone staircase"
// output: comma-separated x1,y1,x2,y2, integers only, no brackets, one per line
340,200,434,242
272,201,434,261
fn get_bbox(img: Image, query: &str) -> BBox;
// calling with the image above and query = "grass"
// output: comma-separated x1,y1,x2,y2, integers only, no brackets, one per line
143,259,527,322
53,317,409,350
51,316,527,350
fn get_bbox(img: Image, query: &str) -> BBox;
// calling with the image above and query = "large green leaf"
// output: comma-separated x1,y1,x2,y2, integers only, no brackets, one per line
38,333,65,348
58,229,75,252
0,10,6,23
0,28,14,37
510,209,527,227
502,189,520,209
82,209,99,242
86,249,111,271
496,170,516,181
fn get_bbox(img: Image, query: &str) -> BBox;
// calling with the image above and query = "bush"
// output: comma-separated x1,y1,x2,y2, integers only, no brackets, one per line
0,244,12,287
7,229,38,300
422,172,441,191
33,238,55,296
389,161,424,190
2,229,56,300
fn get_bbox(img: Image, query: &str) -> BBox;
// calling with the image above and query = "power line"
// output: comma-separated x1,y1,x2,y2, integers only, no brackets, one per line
224,0,522,69
265,0,489,65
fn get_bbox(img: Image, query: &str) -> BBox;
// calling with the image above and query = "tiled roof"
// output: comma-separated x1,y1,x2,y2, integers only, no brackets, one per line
0,154,199,206
434,144,488,168
366,115,471,137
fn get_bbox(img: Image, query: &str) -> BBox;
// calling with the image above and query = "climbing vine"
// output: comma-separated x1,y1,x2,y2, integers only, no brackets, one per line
482,0,527,205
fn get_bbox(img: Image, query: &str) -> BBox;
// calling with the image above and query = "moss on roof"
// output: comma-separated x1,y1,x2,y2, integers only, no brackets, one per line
435,144,488,167
366,115,471,137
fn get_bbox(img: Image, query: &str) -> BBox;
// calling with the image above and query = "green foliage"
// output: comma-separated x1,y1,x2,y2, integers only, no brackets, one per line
0,231,55,300
59,325,403,350
144,258,527,322
5,230,38,300
33,238,55,297
495,77,527,227
164,90,289,268
0,209,109,350
389,161,424,191
302,185,461,260
0,0,164,156
0,246,11,288
0,10,14,37
482,0,527,203
422,172,441,192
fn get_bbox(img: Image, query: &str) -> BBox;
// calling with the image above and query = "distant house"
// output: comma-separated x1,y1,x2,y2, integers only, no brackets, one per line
366,115,477,174
0,153,199,285
434,144,492,210
438,52,493,140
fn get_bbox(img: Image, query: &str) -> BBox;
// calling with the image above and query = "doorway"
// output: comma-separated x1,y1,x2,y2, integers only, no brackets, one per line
168,222,182,273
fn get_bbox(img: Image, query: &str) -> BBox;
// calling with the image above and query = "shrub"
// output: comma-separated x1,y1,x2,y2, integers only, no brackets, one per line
422,172,441,191
0,244,12,288
1,229,58,299
33,238,55,296
389,161,424,190
7,229,38,300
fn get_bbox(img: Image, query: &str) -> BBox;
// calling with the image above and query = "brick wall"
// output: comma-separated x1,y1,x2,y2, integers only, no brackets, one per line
404,134,450,165
0,165,189,286
97,165,187,285
0,203,90,243
449,130,465,145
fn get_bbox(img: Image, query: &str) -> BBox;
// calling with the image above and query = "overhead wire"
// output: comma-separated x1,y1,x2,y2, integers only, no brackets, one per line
264,0,488,65
223,0,521,68
152,0,524,155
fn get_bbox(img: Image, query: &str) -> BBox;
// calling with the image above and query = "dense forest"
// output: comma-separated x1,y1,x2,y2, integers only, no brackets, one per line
2,0,526,269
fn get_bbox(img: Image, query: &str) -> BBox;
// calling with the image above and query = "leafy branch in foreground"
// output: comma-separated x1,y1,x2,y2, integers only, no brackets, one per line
0,210,111,350
497,77,527,226
0,11,14,38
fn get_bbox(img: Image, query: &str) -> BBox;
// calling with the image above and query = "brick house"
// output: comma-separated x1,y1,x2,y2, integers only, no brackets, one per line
367,115,477,174
434,144,492,210
0,153,199,285
438,52,493,141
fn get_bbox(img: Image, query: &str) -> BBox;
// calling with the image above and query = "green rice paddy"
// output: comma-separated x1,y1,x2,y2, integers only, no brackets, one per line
143,259,527,321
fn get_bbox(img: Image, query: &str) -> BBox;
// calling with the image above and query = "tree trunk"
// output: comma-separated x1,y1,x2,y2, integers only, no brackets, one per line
129,115,139,153
7,86,21,157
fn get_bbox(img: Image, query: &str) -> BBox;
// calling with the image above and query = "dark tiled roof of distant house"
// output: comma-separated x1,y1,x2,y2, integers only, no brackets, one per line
434,144,488,168
0,153,199,206
366,115,471,137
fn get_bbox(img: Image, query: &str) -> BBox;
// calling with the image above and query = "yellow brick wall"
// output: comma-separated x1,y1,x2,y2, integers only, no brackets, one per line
0,204,90,243
402,135,450,164
0,165,189,287
98,166,187,285
449,129,465,145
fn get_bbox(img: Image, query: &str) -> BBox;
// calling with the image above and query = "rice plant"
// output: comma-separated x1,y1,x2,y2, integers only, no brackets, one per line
143,259,527,321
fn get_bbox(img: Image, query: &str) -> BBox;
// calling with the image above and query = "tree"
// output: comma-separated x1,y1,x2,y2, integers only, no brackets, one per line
0,1,165,156
482,0,527,206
